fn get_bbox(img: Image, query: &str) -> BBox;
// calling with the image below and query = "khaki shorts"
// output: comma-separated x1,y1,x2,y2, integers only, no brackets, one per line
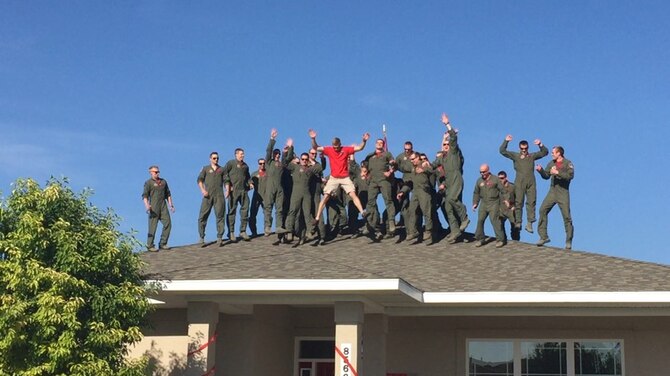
323,176,356,196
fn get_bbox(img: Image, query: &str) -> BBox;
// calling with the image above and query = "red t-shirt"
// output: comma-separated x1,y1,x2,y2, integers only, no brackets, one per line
323,146,354,178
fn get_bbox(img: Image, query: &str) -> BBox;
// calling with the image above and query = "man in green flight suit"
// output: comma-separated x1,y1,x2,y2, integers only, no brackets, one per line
364,138,397,240
223,148,252,242
285,149,325,244
249,157,268,237
142,165,175,252
499,134,548,234
433,113,470,243
497,170,520,241
395,141,415,234
265,128,291,235
397,152,435,245
472,164,508,248
197,152,227,246
536,146,575,250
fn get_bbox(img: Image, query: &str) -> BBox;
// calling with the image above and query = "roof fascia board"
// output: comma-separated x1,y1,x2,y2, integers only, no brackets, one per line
424,291,670,304
149,279,423,301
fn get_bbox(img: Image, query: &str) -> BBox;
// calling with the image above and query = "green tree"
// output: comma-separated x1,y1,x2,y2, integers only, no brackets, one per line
0,178,154,376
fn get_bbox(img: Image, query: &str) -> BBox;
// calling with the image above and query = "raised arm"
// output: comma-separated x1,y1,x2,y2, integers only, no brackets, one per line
532,139,549,160
353,132,370,152
499,134,515,159
266,128,278,161
308,129,324,152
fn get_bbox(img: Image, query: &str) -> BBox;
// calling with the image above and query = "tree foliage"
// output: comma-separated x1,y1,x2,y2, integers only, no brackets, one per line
0,178,154,376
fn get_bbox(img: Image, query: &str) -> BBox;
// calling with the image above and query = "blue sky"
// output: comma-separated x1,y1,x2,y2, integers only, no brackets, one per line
2,1,669,264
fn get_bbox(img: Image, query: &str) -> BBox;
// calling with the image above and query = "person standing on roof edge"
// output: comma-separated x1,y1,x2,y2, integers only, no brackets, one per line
397,152,435,244
265,128,291,236
433,113,470,243
364,138,397,239
249,157,268,237
143,165,175,252
536,146,574,250
308,129,370,225
497,170,520,242
472,163,508,248
197,152,227,246
223,148,252,242
395,141,414,234
499,134,548,234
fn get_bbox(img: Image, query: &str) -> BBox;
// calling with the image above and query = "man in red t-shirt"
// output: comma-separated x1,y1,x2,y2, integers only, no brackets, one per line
308,129,370,225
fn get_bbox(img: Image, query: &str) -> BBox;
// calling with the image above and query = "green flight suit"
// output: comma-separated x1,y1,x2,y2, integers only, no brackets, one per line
364,150,397,233
285,151,324,236
500,181,520,241
434,129,469,234
142,177,172,248
395,150,413,229
197,164,226,240
499,140,548,225
399,163,435,236
472,175,506,242
223,158,251,235
537,158,574,243
308,155,327,238
249,169,268,236
265,138,289,232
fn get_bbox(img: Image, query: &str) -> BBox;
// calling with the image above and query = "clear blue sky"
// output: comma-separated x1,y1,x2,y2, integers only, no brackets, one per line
2,1,669,264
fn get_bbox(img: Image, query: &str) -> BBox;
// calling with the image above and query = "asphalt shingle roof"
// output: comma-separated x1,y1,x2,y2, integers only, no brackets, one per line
141,233,670,293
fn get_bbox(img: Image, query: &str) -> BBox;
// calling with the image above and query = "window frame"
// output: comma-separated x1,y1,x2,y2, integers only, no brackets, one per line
466,338,625,376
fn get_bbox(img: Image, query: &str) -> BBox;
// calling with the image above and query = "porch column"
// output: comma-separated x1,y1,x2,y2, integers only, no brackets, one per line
363,314,388,376
335,301,364,376
186,301,219,376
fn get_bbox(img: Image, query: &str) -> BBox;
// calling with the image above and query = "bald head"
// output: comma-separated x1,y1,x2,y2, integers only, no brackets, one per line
479,163,491,178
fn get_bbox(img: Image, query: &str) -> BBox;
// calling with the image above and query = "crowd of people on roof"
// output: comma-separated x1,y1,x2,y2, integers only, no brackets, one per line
142,113,574,252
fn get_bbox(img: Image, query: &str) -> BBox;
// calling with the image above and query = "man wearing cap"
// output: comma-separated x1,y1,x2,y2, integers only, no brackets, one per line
499,134,548,234
197,152,226,246
143,165,175,252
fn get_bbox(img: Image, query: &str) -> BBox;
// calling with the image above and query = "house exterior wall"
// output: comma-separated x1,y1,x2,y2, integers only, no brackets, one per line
130,307,670,376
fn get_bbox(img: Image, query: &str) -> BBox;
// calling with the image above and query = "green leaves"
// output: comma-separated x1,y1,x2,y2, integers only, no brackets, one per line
0,178,154,375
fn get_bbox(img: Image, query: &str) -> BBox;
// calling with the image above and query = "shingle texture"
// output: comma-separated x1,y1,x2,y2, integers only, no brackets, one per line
141,233,670,293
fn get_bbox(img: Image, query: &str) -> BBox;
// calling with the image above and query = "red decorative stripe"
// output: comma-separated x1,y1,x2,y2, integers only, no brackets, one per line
335,345,358,376
188,331,218,357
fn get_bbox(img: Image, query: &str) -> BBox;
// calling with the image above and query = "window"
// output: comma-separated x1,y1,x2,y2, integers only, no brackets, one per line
467,340,623,376
521,342,567,376
574,342,622,376
469,341,514,376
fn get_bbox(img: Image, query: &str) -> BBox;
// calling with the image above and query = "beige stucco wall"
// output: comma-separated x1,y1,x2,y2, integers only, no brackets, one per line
131,307,670,376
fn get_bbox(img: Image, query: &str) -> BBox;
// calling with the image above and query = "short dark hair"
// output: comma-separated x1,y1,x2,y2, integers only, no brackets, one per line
519,140,529,147
405,141,413,147
497,170,507,177
209,152,218,158
332,137,341,147
553,146,565,156
235,148,244,154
